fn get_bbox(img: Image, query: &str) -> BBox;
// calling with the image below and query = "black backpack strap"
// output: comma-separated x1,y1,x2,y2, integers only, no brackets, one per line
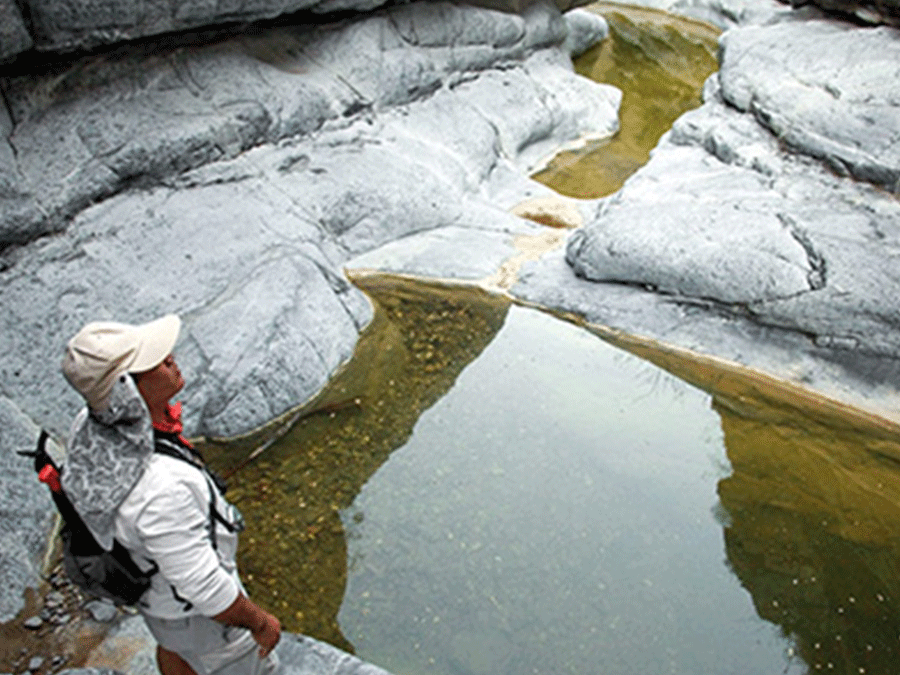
200,471,242,551
19,430,83,530
17,429,55,473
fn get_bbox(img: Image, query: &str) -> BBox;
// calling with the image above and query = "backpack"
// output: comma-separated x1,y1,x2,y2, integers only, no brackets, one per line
21,430,158,606
22,429,238,607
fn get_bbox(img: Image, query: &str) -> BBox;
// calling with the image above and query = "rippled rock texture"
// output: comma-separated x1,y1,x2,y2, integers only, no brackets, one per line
0,0,587,59
0,0,616,439
561,12,900,351
0,0,617,632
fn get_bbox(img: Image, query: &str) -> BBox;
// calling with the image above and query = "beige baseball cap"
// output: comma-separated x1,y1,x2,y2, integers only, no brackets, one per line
62,314,181,411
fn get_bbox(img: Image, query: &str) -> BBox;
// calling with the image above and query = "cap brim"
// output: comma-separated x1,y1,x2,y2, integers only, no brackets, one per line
128,314,181,373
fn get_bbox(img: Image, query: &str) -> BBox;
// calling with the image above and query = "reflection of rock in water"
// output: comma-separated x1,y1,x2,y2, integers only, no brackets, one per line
574,327,900,675
715,397,900,674
203,276,509,651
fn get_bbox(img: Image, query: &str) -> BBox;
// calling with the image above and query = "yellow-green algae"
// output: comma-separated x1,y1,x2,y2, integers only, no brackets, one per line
202,277,510,647
533,3,720,198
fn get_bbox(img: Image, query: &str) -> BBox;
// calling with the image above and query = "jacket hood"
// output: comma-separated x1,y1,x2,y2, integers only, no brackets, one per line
62,374,154,550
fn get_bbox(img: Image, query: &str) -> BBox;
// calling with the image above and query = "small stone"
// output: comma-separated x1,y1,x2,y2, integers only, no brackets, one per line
22,616,42,630
45,590,64,607
27,656,43,672
85,599,119,623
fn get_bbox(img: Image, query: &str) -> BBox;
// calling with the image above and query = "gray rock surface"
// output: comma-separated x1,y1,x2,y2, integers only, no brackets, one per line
3,0,590,61
9,0,900,670
70,612,396,675
794,0,900,26
563,7,610,55
277,634,395,675
0,1,611,248
0,398,56,623
0,0,618,441
718,19,900,192
0,0,618,625
25,0,329,53
0,0,32,61
75,611,160,675
561,16,900,360
513,4,900,425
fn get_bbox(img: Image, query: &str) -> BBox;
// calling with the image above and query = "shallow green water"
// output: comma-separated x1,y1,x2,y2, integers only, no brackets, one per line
205,277,900,675
336,303,774,675
533,3,719,198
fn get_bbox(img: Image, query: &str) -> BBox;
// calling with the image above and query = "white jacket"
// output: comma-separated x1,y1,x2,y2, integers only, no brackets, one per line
115,451,243,619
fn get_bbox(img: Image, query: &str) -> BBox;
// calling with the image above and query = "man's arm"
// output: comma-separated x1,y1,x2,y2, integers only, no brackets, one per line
213,593,281,657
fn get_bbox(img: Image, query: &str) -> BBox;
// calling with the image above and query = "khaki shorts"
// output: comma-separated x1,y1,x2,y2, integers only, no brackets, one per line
143,613,280,675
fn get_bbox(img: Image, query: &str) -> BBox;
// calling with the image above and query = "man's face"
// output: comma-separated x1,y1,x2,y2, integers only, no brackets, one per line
133,354,184,407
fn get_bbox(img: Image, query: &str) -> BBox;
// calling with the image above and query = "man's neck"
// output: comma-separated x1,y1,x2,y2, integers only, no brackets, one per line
147,402,170,428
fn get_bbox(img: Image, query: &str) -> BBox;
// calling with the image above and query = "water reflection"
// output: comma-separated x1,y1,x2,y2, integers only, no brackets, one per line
205,278,900,675
717,401,900,674
604,332,900,675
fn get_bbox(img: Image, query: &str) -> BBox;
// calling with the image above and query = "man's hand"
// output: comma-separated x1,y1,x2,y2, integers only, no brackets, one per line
213,593,282,657
250,608,282,657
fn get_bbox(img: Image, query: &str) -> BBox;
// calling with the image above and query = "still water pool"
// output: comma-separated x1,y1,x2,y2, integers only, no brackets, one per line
206,277,900,675
336,302,793,675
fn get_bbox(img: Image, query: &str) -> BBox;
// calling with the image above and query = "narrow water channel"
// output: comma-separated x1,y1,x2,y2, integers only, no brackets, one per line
533,3,719,198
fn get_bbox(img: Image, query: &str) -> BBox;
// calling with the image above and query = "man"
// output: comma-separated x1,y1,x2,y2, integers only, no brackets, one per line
61,314,281,675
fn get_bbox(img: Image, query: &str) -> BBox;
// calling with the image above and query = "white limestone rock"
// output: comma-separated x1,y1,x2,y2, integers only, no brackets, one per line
26,0,362,53
566,144,816,305
565,79,900,355
519,12,900,426
11,0,590,61
0,0,610,248
69,618,398,675
276,634,396,675
0,0,621,441
563,8,609,56
718,19,900,192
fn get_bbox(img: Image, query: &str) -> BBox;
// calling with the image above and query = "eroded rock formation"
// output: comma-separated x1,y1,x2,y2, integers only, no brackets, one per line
0,0,586,59
0,0,616,640
3,0,900,671
516,2,900,422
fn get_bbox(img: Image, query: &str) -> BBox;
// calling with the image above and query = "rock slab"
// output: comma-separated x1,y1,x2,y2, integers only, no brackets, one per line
2,0,591,61
0,0,32,60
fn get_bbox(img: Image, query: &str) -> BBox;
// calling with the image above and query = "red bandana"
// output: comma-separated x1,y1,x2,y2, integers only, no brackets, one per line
153,402,193,448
